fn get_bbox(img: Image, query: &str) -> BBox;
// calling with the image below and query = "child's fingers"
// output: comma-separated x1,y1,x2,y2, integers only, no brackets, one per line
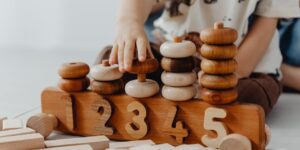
124,40,135,71
147,42,155,58
109,43,118,64
136,38,147,62
118,42,125,72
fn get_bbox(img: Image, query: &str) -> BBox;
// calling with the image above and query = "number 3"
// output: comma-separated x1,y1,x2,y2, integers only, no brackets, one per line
201,107,228,148
125,101,148,139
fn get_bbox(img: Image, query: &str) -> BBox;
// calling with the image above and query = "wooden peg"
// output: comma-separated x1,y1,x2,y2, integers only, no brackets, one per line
219,134,252,150
201,59,237,75
200,88,238,105
200,44,237,60
26,113,58,138
161,57,195,73
109,140,155,149
58,62,89,79
37,144,93,150
200,74,238,90
58,77,90,92
91,79,124,95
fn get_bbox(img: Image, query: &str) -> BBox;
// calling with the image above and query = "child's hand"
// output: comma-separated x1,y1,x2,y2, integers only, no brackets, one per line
109,22,154,72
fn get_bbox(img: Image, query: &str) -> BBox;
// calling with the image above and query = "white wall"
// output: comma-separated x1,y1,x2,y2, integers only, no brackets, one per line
0,0,119,52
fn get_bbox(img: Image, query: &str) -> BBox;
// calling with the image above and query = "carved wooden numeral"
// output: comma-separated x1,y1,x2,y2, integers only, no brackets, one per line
201,107,228,148
91,98,113,135
125,101,148,139
162,106,188,144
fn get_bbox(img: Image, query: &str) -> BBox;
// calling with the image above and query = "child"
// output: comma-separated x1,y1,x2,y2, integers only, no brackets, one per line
96,0,300,115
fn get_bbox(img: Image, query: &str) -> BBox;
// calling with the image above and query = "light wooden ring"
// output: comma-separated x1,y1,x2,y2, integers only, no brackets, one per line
162,85,196,101
125,79,159,98
200,74,238,90
58,62,89,79
219,134,252,150
130,58,159,74
58,77,90,92
200,44,237,60
201,59,237,74
200,88,237,105
161,71,197,87
90,64,123,81
161,57,195,73
160,40,196,58
91,79,124,95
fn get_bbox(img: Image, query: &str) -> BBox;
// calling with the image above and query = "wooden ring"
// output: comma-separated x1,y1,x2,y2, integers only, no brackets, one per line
160,40,196,58
200,44,237,60
125,79,159,98
130,58,159,74
200,74,238,90
58,77,90,92
201,59,237,74
58,62,89,79
162,85,196,101
90,64,123,81
200,87,237,105
161,57,195,73
161,71,197,87
91,79,124,95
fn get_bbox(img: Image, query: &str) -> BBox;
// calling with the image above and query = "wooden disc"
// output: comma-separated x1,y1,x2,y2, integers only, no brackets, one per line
26,113,58,138
200,44,237,60
200,22,238,45
58,77,90,92
201,59,237,74
161,71,197,87
219,134,252,150
200,74,238,90
91,79,124,95
130,58,159,74
58,62,89,79
162,85,196,101
125,79,159,98
161,57,195,73
90,64,123,81
160,40,196,58
200,88,237,105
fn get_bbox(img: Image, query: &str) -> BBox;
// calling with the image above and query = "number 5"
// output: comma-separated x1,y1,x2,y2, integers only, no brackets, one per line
201,107,228,148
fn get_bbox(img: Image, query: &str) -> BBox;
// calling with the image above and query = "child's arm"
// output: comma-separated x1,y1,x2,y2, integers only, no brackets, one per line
109,0,156,72
236,16,278,78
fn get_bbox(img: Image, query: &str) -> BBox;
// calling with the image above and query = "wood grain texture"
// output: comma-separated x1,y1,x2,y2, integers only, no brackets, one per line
200,23,237,45
26,113,58,138
200,88,238,105
58,62,89,79
219,134,252,150
200,74,238,90
201,59,237,75
200,44,237,60
41,88,265,150
161,57,195,73
130,59,159,74
58,77,90,92
91,79,124,95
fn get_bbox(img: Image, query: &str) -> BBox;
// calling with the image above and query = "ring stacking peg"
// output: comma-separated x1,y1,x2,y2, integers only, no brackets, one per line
125,58,159,98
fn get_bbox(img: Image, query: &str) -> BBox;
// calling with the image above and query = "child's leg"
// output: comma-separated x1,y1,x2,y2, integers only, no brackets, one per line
281,64,300,91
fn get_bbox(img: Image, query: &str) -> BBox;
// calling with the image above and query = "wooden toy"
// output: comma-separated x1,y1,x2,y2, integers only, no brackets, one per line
265,124,271,146
129,144,158,150
109,140,155,149
91,60,123,81
41,88,266,150
91,79,124,95
0,128,35,138
44,136,109,150
161,57,195,73
38,144,93,150
199,22,238,105
26,113,58,138
183,32,202,49
0,117,7,130
2,119,23,130
58,62,90,79
0,133,45,150
200,22,238,45
153,143,175,150
161,71,197,87
162,86,196,101
173,144,205,150
219,134,252,150
200,44,237,60
160,39,196,58
57,77,90,92
125,59,159,98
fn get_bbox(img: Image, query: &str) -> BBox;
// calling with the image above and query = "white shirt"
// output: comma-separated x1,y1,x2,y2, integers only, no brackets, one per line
154,0,300,74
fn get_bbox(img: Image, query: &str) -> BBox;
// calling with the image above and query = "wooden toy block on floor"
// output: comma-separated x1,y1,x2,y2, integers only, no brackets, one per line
0,128,35,137
2,119,23,130
0,133,45,150
38,144,93,150
0,117,7,130
41,87,266,150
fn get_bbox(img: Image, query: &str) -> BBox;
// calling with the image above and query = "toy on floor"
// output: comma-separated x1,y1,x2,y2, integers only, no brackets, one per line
160,37,197,101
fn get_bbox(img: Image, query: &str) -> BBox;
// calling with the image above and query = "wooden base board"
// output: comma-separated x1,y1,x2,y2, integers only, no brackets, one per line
41,87,266,150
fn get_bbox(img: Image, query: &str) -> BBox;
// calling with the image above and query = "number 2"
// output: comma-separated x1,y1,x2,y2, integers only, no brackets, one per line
201,107,228,148
91,98,113,135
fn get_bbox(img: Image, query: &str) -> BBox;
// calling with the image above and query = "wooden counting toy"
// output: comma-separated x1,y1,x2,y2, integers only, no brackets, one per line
160,37,197,101
125,58,160,98
219,134,252,150
199,22,239,105
90,60,124,95
58,62,90,92
26,113,58,138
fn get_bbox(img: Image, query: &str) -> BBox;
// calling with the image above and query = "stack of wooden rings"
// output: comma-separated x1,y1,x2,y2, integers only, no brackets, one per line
125,58,160,98
160,37,197,101
199,22,238,105
90,60,124,95
58,62,90,92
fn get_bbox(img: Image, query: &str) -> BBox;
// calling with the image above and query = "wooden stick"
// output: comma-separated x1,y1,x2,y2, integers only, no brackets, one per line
0,133,45,150
0,128,35,138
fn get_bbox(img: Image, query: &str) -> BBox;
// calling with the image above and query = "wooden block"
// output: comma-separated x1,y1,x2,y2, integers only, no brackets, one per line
0,117,7,130
129,144,159,150
174,144,205,150
109,140,155,149
0,133,45,150
2,119,23,130
44,136,109,150
38,144,93,150
153,143,175,150
219,134,252,150
0,128,35,137
41,88,266,150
